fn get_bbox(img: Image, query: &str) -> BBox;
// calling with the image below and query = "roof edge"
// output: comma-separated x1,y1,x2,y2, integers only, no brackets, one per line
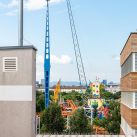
0,45,37,51
120,32,137,55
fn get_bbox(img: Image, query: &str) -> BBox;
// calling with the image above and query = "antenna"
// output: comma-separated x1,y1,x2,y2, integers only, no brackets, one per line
19,0,23,46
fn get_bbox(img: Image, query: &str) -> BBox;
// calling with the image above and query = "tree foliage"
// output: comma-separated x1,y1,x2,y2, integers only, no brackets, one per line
100,89,121,100
61,91,83,106
69,108,91,134
36,92,45,112
93,101,121,134
106,101,121,134
40,103,65,134
36,91,54,113
92,106,98,119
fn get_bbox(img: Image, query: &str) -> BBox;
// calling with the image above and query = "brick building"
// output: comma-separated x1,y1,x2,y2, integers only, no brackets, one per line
120,33,137,135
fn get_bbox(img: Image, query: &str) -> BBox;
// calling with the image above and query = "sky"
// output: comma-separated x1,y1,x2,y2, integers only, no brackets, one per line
0,0,137,83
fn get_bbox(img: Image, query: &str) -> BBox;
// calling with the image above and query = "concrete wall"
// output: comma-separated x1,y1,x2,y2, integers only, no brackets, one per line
0,46,36,137
0,49,35,85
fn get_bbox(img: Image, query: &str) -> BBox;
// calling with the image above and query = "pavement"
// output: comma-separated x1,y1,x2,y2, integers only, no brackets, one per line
36,135,130,137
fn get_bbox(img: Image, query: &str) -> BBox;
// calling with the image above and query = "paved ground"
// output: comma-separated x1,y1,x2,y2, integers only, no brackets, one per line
36,135,129,137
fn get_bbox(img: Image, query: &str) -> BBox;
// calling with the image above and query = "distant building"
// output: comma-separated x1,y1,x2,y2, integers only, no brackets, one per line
41,79,45,87
51,86,86,93
37,85,86,93
105,82,120,94
102,80,107,86
36,81,39,87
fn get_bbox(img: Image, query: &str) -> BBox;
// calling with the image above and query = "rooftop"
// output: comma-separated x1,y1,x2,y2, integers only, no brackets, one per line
0,45,37,51
120,32,137,55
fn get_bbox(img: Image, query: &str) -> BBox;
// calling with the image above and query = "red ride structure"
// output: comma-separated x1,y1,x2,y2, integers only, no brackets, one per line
60,100,78,117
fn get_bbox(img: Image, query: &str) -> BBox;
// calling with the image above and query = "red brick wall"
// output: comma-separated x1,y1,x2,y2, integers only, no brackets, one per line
121,103,137,128
121,72,137,92
120,33,137,65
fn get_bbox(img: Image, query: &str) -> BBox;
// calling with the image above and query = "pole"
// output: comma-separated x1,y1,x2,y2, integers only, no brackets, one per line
91,106,93,125
19,0,23,46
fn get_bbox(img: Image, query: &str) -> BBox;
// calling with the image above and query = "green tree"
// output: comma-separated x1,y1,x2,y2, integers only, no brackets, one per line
92,102,98,118
86,86,92,94
100,91,113,100
113,91,121,99
36,91,54,113
40,103,65,134
69,108,91,134
93,117,107,128
40,109,47,133
36,92,45,112
93,107,98,118
61,91,83,105
106,101,121,134
93,101,121,134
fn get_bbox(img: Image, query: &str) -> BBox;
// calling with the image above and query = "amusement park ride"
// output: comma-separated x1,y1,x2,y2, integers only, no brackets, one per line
44,0,109,133
44,0,50,108
53,80,78,116
44,0,88,108
53,80,78,129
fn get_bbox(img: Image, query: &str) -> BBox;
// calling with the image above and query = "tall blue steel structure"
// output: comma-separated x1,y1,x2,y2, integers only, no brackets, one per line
44,0,50,108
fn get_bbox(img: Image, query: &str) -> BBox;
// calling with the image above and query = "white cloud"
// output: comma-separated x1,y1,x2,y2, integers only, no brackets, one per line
25,0,46,10
26,0,64,10
0,0,64,11
51,55,72,64
5,9,18,16
37,54,44,64
112,55,120,61
36,54,72,81
37,54,72,65
8,0,18,8
0,0,18,8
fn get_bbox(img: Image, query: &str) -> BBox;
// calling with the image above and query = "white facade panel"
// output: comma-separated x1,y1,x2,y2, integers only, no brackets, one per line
0,86,32,101
135,92,137,108
121,54,133,77
121,92,134,108
133,53,135,72
121,117,135,136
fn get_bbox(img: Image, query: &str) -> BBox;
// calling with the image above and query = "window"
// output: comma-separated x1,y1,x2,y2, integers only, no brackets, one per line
135,129,137,136
121,54,133,77
135,53,137,71
3,57,17,72
135,92,137,108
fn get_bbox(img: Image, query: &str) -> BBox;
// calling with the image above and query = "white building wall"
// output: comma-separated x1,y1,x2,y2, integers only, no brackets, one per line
121,117,136,136
0,86,32,101
121,92,134,108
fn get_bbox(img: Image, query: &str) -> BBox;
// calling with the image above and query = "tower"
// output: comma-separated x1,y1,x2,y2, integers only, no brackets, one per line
44,0,50,108
120,33,137,136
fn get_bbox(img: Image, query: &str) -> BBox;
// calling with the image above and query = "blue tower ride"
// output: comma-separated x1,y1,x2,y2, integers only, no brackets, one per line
44,0,50,108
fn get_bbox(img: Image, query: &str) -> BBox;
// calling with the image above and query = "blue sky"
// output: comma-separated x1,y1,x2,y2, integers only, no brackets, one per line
0,0,137,83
